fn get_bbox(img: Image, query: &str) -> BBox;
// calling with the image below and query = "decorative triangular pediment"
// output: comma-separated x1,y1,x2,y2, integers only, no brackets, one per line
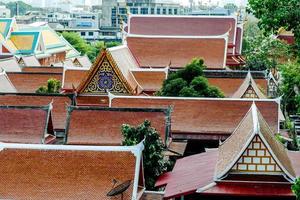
232,71,266,99
77,51,133,94
231,135,282,174
216,103,295,182
242,85,259,99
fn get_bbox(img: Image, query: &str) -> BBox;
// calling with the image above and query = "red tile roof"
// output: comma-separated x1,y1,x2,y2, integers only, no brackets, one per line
156,149,218,198
76,95,109,106
62,68,88,90
128,15,237,44
0,105,52,144
7,72,63,93
111,96,279,139
66,106,170,145
201,182,294,197
22,66,63,73
131,70,166,92
0,143,143,200
207,77,268,98
235,25,243,54
0,93,72,129
127,36,227,69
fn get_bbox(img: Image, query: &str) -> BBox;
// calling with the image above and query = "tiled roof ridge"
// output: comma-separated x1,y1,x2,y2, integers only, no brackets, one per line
215,103,295,181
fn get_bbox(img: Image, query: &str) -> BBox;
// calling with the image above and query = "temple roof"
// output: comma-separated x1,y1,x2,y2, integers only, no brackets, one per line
19,55,41,67
111,96,279,139
127,15,237,44
0,93,73,130
22,66,63,73
157,104,299,199
7,72,62,93
0,104,52,144
65,106,170,145
62,67,89,90
215,103,295,181
126,35,227,69
131,68,167,92
77,48,142,95
0,142,144,199
73,55,92,68
231,71,267,98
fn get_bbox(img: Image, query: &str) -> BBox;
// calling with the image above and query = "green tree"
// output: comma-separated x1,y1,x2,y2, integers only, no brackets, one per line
61,32,120,62
247,0,300,58
61,31,93,56
279,62,300,114
159,58,224,98
121,120,168,189
36,78,61,94
292,178,300,200
242,18,294,70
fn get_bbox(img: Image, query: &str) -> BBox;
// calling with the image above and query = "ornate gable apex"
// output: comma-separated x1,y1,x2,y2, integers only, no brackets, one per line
216,103,295,182
232,71,266,99
77,50,136,95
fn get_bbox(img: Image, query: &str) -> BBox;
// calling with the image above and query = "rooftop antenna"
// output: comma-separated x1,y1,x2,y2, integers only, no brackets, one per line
107,179,131,200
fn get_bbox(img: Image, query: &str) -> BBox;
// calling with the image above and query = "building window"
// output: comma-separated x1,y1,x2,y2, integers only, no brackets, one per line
81,32,85,36
88,32,93,36
119,8,126,14
174,9,178,15
130,7,138,14
162,8,166,14
141,8,148,14
151,8,155,14
157,8,161,14
168,8,172,14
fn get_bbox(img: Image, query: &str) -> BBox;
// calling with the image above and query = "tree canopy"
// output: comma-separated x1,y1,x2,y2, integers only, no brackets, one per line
242,17,294,70
158,58,224,97
247,0,300,58
61,32,120,62
121,120,168,189
36,78,61,94
279,62,300,115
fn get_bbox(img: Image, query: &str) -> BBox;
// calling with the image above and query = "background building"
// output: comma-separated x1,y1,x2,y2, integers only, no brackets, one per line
100,0,182,40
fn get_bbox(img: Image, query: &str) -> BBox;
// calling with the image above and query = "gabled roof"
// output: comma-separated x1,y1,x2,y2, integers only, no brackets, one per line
65,106,171,145
22,66,63,73
73,55,92,68
127,15,237,44
0,18,14,39
215,103,295,181
62,67,89,90
19,55,41,66
126,35,228,69
7,72,62,93
111,96,279,139
207,77,267,98
131,68,167,92
0,142,144,200
156,149,218,199
0,57,21,72
232,71,267,99
7,31,41,54
0,69,17,92
0,104,53,144
0,93,73,130
77,48,141,95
